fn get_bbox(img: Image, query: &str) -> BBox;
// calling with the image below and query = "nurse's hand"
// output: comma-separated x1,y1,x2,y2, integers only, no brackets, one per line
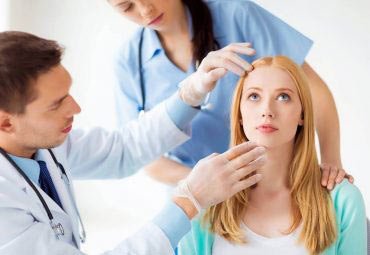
173,141,265,218
179,42,255,106
320,163,354,190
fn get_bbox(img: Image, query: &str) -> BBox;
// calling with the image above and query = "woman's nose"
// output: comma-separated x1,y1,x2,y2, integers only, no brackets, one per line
261,100,275,118
139,1,154,17
262,112,274,118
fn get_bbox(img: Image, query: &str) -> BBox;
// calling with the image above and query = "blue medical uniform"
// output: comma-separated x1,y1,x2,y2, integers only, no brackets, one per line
113,0,313,167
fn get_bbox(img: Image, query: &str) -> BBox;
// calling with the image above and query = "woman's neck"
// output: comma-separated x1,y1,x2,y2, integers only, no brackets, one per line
157,2,189,43
244,142,296,237
156,3,192,71
252,142,294,193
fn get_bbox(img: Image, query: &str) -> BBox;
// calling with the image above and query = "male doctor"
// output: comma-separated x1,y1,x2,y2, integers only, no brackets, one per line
0,31,265,254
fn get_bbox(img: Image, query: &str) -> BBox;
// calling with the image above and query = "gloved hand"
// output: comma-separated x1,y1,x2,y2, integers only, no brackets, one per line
179,42,255,106
174,141,265,215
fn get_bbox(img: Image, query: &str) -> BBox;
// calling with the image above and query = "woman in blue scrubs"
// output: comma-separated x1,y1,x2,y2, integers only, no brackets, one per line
107,0,350,187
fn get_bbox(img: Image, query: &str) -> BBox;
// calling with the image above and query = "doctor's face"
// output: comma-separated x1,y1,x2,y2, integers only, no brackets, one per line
108,0,184,32
240,66,303,149
12,65,81,154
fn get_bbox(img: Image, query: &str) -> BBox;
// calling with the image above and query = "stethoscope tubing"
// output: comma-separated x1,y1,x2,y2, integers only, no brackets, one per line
136,28,218,114
0,147,86,243
0,147,54,220
138,28,145,113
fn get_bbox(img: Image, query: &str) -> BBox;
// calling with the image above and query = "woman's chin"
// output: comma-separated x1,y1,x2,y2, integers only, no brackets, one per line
247,137,276,148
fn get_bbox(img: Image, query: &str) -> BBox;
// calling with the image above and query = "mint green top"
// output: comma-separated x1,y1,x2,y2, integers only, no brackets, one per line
178,180,367,255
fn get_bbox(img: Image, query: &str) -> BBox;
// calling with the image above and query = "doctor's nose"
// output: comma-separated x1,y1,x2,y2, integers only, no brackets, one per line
67,96,81,117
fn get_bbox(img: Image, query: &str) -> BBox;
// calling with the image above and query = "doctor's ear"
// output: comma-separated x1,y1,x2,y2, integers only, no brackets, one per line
0,111,14,133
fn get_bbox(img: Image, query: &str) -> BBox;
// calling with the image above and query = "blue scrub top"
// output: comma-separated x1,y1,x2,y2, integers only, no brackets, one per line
113,0,313,167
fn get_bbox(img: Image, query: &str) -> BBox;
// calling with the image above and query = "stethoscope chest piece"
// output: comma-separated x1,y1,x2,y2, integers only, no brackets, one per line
51,221,65,238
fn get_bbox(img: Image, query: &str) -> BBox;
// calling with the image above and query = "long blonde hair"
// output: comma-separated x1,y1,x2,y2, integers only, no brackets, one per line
204,56,337,254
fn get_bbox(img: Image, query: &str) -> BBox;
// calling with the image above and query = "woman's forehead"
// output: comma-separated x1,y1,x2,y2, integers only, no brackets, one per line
243,66,297,91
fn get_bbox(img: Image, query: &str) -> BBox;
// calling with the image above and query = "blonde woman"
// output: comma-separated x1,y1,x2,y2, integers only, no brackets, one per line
178,56,367,255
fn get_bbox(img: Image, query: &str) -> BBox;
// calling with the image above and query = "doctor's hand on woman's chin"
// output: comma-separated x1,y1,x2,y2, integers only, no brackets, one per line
179,42,255,107
173,141,266,219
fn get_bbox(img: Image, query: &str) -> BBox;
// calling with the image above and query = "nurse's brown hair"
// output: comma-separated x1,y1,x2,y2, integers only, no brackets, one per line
182,0,219,63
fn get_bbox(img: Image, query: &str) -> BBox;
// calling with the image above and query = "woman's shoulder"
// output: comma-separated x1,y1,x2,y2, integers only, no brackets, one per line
114,28,143,63
190,214,212,236
330,179,365,214
205,0,254,8
331,179,363,200
178,214,215,255
204,0,275,40
205,0,255,15
328,181,367,254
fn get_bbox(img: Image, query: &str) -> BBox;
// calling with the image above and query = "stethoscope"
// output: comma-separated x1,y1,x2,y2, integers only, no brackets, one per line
0,147,86,244
137,28,146,117
137,28,214,116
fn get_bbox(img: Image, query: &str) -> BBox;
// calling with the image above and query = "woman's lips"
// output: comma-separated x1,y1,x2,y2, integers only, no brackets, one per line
257,124,278,134
148,13,164,26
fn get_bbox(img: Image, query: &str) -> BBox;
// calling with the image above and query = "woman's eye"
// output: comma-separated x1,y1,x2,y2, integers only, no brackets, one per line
118,2,132,12
248,93,260,101
277,93,290,101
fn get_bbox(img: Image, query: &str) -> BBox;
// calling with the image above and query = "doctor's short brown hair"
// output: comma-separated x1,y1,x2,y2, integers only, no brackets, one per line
0,31,64,114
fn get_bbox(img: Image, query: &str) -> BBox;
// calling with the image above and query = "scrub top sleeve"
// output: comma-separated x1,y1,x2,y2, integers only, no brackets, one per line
153,201,191,250
245,1,313,65
165,92,200,132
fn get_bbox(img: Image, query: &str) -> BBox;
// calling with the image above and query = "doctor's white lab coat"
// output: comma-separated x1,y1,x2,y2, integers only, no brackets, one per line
0,102,190,255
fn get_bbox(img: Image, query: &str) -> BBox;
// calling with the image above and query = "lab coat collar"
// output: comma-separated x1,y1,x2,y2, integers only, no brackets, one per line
0,150,80,248
7,154,40,184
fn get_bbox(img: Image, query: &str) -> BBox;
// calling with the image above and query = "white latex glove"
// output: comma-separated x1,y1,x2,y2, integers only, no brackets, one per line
179,42,255,106
186,141,265,209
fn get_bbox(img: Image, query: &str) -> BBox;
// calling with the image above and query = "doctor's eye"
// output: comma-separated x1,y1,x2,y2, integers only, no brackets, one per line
248,93,260,101
49,103,62,111
277,93,290,102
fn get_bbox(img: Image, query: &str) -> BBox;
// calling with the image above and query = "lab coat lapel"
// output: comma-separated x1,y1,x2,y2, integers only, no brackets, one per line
0,154,62,222
36,149,81,247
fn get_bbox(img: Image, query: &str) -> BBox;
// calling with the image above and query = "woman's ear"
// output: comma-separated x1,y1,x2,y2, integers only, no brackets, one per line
239,119,243,126
298,113,304,126
0,111,14,133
